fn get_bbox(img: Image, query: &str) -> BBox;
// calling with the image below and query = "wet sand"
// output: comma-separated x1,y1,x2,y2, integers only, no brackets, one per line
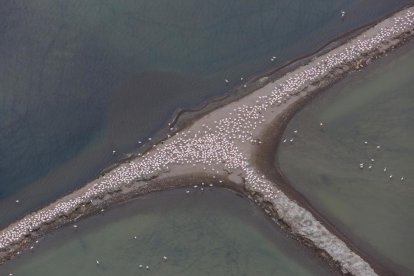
0,188,336,276
277,40,414,275
1,6,414,276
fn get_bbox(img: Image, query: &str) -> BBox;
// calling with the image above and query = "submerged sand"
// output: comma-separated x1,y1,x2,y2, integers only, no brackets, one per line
1,6,414,276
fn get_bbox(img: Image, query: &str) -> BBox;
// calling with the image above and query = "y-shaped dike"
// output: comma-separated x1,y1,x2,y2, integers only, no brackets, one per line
1,6,414,276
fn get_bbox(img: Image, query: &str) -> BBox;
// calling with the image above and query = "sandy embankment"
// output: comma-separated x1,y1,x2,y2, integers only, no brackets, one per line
1,6,414,276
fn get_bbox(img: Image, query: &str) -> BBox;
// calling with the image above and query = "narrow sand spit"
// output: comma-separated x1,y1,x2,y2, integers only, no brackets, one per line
1,6,414,276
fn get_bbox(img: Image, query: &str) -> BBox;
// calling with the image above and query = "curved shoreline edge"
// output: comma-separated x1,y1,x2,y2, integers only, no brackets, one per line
166,3,412,131
1,6,414,276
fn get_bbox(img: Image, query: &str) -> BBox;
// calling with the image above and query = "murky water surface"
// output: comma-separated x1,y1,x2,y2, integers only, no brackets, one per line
0,189,334,276
279,42,414,274
1,0,413,225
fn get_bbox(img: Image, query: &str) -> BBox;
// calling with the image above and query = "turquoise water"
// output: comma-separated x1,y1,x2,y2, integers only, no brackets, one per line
0,189,334,276
278,42,414,274
1,0,413,225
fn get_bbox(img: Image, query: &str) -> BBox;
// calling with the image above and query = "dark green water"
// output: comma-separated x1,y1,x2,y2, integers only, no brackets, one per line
0,189,334,276
1,0,414,225
278,43,414,274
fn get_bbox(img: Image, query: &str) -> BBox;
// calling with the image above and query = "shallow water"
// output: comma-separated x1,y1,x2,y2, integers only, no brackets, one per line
278,42,414,274
1,0,413,225
0,189,334,276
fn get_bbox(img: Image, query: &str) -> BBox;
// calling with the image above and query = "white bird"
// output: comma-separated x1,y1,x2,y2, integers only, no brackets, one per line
389,174,393,179
384,167,387,172
224,79,229,83
401,177,404,182
163,256,168,261
96,260,100,265
15,200,19,204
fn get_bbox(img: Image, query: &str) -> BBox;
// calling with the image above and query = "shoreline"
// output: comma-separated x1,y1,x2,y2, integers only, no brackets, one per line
0,186,338,276
1,6,414,276
250,76,412,276
166,2,414,131
97,3,410,181
26,2,411,211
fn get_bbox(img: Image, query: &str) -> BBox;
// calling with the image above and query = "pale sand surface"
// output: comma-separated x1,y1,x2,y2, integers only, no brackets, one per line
1,6,414,276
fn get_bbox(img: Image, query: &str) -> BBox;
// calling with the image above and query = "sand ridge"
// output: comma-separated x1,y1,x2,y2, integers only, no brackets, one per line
1,6,414,276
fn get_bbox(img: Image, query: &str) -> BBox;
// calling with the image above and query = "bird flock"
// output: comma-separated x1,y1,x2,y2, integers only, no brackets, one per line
358,142,405,182
284,131,406,184
1,7,414,276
